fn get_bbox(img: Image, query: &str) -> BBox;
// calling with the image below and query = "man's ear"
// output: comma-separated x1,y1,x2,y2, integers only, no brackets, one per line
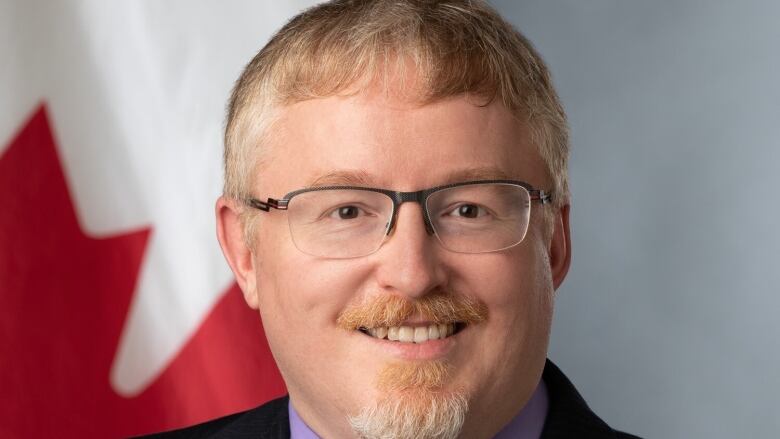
549,204,572,290
215,196,260,309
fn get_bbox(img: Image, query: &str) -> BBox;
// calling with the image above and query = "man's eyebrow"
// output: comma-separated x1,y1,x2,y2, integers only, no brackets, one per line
442,167,514,183
306,170,376,187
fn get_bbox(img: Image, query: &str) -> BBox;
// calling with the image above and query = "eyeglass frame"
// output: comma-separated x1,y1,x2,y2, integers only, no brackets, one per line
245,179,551,246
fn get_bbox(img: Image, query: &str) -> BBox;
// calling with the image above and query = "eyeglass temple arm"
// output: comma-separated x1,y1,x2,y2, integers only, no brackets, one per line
246,198,289,212
530,190,552,204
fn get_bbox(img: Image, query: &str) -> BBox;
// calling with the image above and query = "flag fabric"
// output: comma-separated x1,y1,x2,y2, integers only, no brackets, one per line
0,2,317,437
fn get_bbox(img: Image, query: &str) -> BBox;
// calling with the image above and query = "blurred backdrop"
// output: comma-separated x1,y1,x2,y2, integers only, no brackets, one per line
1,1,778,438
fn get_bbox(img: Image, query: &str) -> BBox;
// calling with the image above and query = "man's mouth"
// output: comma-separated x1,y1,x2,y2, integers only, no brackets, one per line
358,323,466,343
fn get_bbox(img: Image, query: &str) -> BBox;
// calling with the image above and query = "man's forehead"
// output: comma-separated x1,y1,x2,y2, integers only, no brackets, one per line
266,93,527,155
253,93,547,196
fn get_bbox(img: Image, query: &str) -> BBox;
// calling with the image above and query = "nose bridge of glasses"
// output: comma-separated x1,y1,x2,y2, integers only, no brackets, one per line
386,190,435,235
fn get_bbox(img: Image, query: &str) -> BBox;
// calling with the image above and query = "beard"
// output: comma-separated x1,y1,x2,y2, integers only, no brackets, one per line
348,390,467,439
348,361,468,439
338,292,487,439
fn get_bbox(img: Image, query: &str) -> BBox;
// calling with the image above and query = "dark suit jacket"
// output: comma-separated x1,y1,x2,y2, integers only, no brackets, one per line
144,360,641,438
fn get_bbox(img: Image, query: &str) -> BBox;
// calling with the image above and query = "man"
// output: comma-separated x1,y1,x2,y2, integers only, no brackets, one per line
152,0,639,437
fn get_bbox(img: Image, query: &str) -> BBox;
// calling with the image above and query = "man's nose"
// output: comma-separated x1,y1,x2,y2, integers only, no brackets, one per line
372,202,447,299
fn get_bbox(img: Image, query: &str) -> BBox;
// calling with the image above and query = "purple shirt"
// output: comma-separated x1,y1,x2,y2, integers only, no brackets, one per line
289,379,549,439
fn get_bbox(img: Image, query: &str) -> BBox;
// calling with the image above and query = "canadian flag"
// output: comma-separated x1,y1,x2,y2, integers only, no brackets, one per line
0,3,316,437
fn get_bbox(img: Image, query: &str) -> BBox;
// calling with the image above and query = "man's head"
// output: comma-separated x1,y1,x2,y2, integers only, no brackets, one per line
216,1,571,438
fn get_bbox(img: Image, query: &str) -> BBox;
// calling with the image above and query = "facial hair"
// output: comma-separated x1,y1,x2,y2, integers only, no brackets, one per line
338,292,488,439
349,361,468,439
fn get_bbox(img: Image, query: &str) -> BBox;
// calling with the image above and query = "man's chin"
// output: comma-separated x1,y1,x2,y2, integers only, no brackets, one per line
347,360,468,439
348,388,468,439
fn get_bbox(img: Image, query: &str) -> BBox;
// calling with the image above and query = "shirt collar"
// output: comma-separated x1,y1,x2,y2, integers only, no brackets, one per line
289,378,549,439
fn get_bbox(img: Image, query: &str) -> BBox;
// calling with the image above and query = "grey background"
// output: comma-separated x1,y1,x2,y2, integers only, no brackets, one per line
491,1,780,438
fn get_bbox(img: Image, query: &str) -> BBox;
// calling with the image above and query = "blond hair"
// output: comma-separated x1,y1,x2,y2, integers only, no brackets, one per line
224,0,569,209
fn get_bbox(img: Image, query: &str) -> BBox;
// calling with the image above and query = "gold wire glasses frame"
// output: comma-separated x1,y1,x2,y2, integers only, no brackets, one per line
245,179,552,259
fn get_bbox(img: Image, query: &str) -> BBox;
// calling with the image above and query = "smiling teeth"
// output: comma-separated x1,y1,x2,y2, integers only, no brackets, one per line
366,324,456,343
374,327,388,339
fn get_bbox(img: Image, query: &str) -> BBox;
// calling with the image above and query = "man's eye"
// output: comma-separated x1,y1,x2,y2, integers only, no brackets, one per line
329,205,362,219
448,204,487,219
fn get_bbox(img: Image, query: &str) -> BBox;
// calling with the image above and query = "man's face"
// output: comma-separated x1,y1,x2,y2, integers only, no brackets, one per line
218,88,570,438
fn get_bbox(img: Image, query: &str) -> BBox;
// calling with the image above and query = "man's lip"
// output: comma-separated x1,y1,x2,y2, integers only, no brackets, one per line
396,315,438,326
398,320,436,327
365,333,457,360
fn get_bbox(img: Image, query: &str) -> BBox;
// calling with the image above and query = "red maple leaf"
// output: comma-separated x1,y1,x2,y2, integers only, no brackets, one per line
0,105,286,438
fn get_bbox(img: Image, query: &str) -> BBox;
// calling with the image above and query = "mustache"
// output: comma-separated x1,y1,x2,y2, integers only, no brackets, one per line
337,291,488,330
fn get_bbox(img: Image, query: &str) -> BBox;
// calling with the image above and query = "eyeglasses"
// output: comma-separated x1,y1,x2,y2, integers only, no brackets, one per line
245,179,552,258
